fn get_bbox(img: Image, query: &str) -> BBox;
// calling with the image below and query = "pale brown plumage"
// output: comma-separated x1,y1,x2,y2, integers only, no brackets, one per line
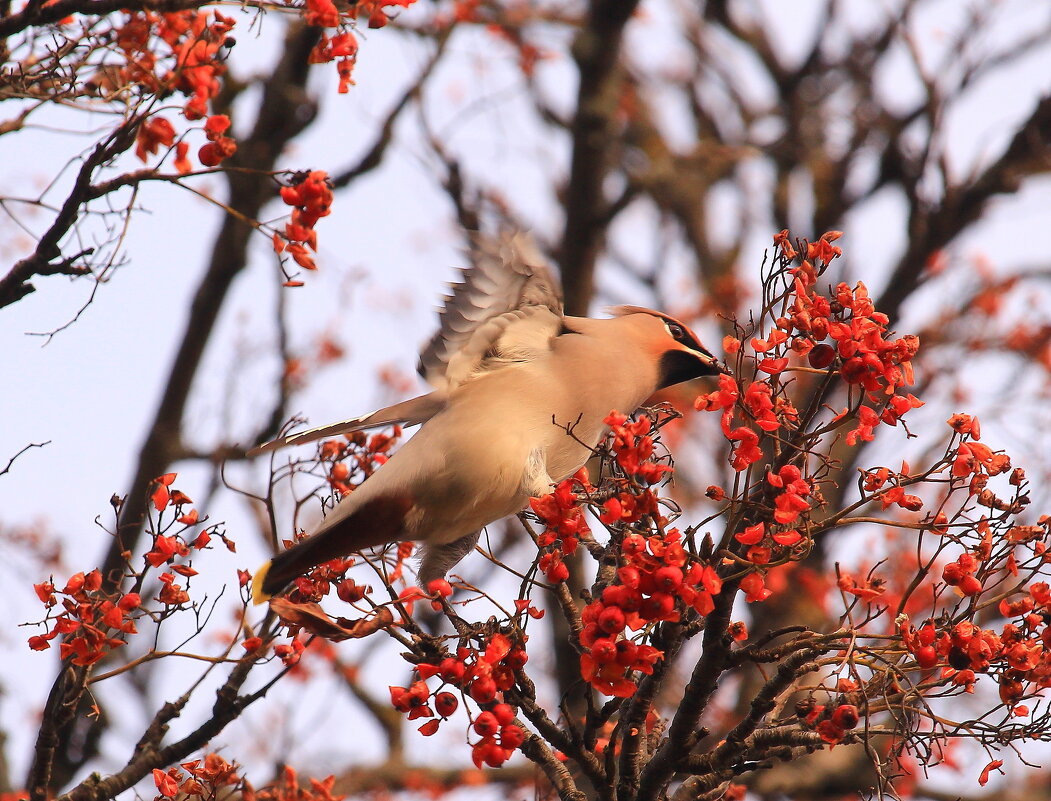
250,233,724,602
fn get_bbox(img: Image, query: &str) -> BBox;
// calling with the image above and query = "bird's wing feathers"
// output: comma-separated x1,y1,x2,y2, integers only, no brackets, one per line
418,232,564,391
248,392,445,456
252,232,561,457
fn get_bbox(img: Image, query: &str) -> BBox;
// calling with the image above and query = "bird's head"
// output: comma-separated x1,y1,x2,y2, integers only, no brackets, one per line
612,306,729,389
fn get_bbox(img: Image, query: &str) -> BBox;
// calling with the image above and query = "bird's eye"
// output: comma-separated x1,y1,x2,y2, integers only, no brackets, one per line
666,322,685,341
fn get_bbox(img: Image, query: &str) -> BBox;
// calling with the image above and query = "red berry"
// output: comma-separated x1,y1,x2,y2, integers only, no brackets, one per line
427,579,453,597
492,703,515,725
622,535,646,556
915,645,938,670
618,566,641,588
500,724,525,749
474,711,499,736
831,704,859,729
482,743,509,767
118,592,141,611
580,623,601,648
639,592,675,620
506,648,528,669
941,563,963,586
808,344,836,369
653,566,683,592
546,561,569,583
598,605,626,634
434,692,458,717
840,357,867,384
469,677,497,704
614,639,638,666
591,638,617,664
618,588,643,612
439,657,465,684
492,664,515,691
917,623,936,647
198,142,221,167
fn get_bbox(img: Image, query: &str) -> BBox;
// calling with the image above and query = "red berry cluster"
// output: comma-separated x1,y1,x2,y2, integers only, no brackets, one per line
529,473,588,583
698,375,804,470
948,414,1012,483
718,468,809,602
160,10,235,120
272,637,306,668
696,375,764,470
27,472,216,661
799,700,860,745
604,411,673,484
466,703,524,768
579,529,721,697
198,113,237,168
278,557,353,605
530,412,680,585
115,10,234,120
320,429,399,496
28,570,141,664
900,585,1051,716
303,0,417,93
275,171,334,274
941,552,983,596
309,32,359,94
152,753,241,800
264,430,407,603
390,632,528,767
698,230,924,475
123,11,240,175
861,466,924,512
597,413,672,525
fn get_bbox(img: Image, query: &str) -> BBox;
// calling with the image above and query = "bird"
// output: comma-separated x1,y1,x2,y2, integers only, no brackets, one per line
250,232,724,603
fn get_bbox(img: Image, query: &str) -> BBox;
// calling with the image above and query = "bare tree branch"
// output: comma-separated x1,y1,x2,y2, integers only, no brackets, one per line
0,440,50,478
557,0,641,316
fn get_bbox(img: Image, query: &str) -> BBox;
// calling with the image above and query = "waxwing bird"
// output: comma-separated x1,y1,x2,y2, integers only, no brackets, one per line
250,233,725,603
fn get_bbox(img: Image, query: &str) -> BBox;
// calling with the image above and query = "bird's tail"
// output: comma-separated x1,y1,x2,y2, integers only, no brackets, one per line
251,494,413,605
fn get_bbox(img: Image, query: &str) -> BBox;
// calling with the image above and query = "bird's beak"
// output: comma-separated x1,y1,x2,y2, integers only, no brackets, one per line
659,347,728,388
700,350,733,375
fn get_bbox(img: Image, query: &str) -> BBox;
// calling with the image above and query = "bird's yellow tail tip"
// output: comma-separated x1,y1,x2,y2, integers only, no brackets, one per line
251,560,273,606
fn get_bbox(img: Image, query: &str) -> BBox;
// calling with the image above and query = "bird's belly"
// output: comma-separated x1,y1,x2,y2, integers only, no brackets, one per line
396,425,533,544
393,367,620,542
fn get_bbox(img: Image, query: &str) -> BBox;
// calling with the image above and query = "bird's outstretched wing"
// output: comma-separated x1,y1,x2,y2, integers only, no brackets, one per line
248,393,444,456
418,232,564,392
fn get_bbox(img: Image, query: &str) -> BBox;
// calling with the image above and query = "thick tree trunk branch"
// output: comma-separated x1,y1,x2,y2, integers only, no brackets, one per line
0,0,212,38
547,0,641,752
557,0,640,316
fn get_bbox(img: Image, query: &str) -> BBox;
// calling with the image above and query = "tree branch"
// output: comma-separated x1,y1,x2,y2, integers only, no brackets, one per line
0,0,213,38
557,0,640,316
0,118,138,309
